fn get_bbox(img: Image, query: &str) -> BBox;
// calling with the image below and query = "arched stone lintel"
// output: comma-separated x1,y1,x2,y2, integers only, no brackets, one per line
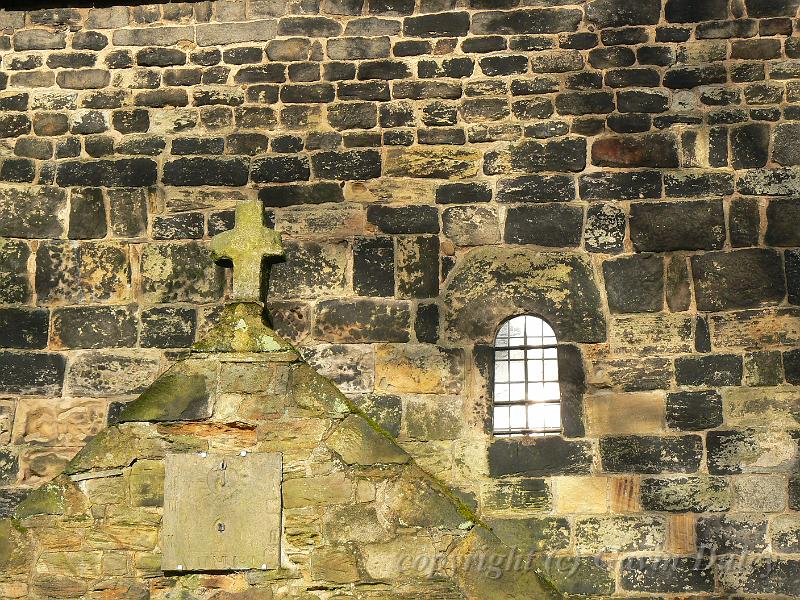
442,248,607,345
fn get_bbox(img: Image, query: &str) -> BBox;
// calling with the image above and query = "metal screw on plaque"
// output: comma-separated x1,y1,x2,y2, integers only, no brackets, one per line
217,522,226,533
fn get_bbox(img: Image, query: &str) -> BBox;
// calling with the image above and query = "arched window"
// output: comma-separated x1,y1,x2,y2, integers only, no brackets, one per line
493,315,560,437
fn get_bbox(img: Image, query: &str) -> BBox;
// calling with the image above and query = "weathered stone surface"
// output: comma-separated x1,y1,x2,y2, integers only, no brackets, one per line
385,146,479,178
489,437,593,477
630,200,725,252
66,350,160,397
603,254,664,313
691,249,786,311
119,359,216,422
707,429,800,474
375,343,462,394
140,242,224,303
641,476,732,512
600,435,703,474
314,299,411,342
327,414,409,464
0,186,65,238
442,248,606,344
51,305,138,349
0,239,31,303
0,352,65,396
576,515,666,553
504,204,584,247
586,391,666,435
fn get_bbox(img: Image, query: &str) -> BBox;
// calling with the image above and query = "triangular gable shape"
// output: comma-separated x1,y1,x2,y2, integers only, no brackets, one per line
2,303,563,599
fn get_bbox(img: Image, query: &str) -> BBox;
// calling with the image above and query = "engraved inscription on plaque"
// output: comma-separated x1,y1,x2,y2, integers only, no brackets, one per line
161,452,282,571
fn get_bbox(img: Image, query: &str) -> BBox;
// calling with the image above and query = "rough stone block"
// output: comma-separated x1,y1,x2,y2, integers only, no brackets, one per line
666,390,723,431
269,241,347,299
140,242,224,303
641,476,732,512
576,515,666,553
488,437,593,477
691,249,786,311
586,391,666,435
0,351,65,396
707,429,799,474
314,299,411,343
630,200,725,252
600,435,702,474
0,186,65,238
603,254,664,313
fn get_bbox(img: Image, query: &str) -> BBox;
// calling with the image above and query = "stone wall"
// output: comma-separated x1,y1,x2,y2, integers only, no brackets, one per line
0,0,799,596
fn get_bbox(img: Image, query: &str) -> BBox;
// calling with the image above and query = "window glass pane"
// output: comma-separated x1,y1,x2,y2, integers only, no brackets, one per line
509,317,525,337
528,347,543,359
543,382,560,400
541,320,555,338
498,322,509,337
510,349,525,360
495,336,509,348
527,381,545,401
494,406,510,430
495,384,509,402
495,361,509,382
543,404,561,429
509,404,526,430
528,359,543,380
495,350,508,361
509,361,525,381
526,315,542,338
544,359,558,380
544,347,557,359
509,383,525,401
509,336,525,347
527,404,545,430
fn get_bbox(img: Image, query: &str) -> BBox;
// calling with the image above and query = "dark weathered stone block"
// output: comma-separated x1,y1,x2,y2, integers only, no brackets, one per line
0,185,65,238
691,249,785,311
51,305,138,349
163,157,249,186
354,237,395,297
579,171,662,200
601,435,703,474
696,515,768,554
630,200,725,252
140,306,196,348
603,254,664,313
397,235,439,298
0,308,49,349
620,557,714,593
367,205,439,234
313,299,411,342
0,351,65,395
311,150,381,180
666,0,729,21
472,8,582,34
488,437,593,477
766,199,800,246
404,11,470,37
584,203,625,254
251,155,311,183
666,390,723,431
675,354,743,387
504,203,584,247
57,159,157,187
641,476,732,512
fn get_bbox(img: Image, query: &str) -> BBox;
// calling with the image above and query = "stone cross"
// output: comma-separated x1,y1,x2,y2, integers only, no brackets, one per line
211,199,284,302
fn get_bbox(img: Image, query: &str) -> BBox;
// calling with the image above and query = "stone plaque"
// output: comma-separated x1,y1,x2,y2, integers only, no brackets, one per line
162,452,282,571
